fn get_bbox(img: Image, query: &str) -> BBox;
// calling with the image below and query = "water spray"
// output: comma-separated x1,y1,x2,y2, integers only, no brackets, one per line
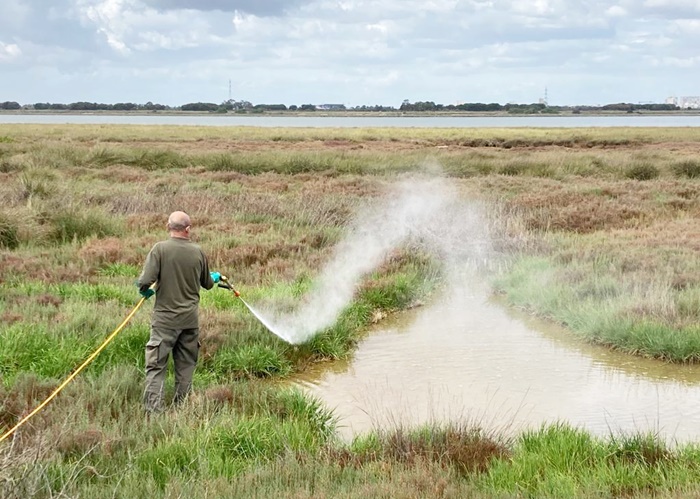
216,176,492,346
255,176,463,344
217,275,294,344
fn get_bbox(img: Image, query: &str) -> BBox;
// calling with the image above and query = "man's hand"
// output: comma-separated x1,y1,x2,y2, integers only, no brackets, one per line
139,288,155,299
210,271,221,283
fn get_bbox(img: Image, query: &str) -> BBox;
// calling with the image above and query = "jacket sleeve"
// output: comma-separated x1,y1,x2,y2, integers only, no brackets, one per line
137,244,160,292
200,251,215,290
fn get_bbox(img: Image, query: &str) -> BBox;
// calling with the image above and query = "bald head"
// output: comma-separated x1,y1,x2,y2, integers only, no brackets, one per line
167,211,191,237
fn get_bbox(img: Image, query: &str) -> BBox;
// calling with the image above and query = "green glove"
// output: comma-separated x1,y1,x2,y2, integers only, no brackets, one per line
210,271,221,283
139,287,155,299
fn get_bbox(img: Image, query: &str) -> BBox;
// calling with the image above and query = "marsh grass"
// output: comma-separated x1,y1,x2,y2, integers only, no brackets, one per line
494,253,700,361
46,208,123,244
3,124,698,182
3,123,700,145
672,159,700,179
493,185,700,359
18,171,55,202
214,343,292,379
96,262,140,277
0,214,19,249
625,162,660,180
1,124,700,497
342,422,510,476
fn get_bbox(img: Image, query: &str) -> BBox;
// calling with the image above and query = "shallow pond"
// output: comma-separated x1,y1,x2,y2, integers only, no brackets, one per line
293,283,700,443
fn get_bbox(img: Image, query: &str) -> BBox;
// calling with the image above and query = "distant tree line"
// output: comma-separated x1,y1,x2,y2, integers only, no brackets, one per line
31,101,169,111
0,99,684,113
597,103,677,112
398,101,680,113
399,100,552,113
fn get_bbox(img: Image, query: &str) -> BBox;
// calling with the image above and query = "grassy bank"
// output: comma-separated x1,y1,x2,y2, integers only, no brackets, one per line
484,174,700,362
1,124,700,497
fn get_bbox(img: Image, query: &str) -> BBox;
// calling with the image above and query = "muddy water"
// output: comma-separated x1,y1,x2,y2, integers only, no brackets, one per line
293,283,700,443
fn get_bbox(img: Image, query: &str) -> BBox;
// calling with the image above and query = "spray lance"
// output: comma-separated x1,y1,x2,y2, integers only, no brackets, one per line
217,274,240,296
216,274,293,344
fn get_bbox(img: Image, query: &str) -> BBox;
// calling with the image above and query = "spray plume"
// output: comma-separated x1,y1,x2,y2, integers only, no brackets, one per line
250,175,493,344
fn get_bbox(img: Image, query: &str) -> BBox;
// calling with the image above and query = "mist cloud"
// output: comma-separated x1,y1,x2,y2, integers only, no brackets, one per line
256,175,494,344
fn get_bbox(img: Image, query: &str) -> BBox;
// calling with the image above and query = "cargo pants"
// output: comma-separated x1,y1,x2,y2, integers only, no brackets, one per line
143,326,199,413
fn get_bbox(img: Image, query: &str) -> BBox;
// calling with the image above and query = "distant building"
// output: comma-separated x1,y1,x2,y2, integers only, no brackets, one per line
315,104,346,111
667,96,700,109
679,96,700,109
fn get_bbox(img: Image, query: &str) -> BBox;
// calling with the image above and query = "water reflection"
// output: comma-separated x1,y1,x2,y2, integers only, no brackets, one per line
294,285,700,443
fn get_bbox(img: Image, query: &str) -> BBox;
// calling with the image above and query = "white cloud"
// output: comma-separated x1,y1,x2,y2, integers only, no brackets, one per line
0,42,22,62
144,0,307,16
511,0,556,16
372,69,400,86
606,5,627,17
75,0,223,54
366,21,393,36
672,19,700,35
644,0,700,10
77,0,137,53
651,55,700,68
0,0,31,26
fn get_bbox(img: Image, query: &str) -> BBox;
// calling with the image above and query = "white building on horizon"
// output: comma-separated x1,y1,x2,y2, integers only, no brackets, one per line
666,96,700,109
680,96,700,109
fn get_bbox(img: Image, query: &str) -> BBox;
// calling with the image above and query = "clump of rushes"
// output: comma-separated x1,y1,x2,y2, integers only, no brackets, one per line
124,149,191,170
336,423,509,475
87,146,128,167
46,208,123,244
625,162,660,180
0,214,19,249
672,159,700,179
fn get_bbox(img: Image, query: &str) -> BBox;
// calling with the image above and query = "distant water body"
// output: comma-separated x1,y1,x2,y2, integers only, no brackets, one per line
1,114,700,128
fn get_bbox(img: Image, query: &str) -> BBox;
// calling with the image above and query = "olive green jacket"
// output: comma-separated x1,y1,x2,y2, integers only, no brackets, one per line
138,237,215,329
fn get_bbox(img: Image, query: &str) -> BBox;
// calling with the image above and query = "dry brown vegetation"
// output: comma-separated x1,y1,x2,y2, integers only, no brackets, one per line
479,176,700,233
327,425,510,476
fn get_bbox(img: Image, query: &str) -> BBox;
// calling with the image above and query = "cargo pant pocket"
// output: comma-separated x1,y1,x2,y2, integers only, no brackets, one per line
145,339,162,369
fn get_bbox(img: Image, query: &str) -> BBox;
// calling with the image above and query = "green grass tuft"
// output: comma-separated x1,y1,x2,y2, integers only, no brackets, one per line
47,209,123,244
214,343,292,378
625,162,659,180
0,214,19,249
97,262,140,277
672,159,700,179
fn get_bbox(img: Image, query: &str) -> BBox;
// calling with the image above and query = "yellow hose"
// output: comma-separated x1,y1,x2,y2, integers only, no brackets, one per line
0,296,147,445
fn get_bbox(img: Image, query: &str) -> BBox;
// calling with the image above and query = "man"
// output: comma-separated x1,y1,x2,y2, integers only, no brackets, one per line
137,210,221,413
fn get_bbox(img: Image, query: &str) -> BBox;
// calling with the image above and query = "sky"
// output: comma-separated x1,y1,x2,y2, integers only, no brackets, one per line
1,0,699,107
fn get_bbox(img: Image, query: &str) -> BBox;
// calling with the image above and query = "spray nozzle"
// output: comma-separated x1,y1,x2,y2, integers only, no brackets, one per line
217,274,240,297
